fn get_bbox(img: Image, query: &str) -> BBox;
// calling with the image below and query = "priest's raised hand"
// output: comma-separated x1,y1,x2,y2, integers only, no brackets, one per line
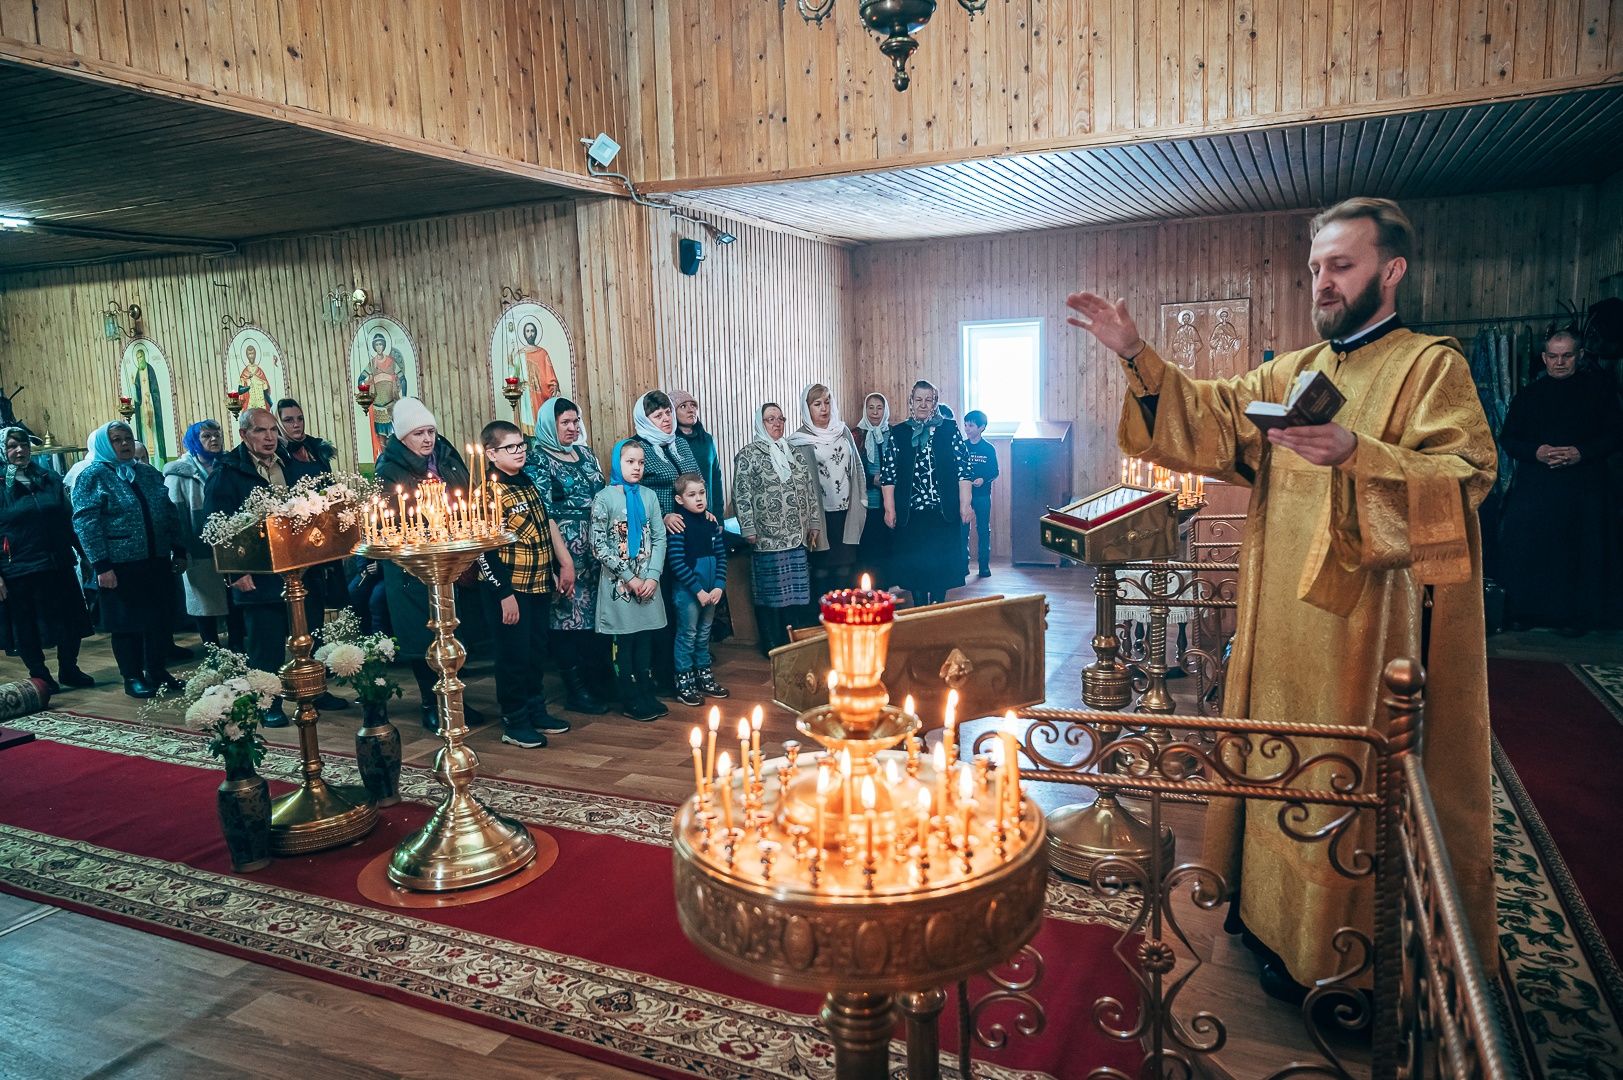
1064,292,1143,357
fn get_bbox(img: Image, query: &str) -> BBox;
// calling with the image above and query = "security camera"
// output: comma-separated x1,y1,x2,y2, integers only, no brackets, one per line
582,133,621,170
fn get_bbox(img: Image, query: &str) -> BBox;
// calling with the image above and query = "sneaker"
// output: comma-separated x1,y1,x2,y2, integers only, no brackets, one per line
528,701,571,733
694,667,729,699
674,671,704,708
500,716,548,749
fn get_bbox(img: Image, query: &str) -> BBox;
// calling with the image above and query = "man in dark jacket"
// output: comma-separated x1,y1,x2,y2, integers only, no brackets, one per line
276,397,350,709
204,407,316,725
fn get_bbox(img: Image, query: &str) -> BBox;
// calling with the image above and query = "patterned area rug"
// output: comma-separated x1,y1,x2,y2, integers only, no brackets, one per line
0,712,1137,1080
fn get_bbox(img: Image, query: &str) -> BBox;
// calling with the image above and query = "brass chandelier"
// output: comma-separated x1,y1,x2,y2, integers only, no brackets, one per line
786,0,989,92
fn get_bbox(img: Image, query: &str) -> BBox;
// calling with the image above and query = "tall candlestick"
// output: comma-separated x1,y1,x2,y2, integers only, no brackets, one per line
932,742,948,810
717,751,734,831
958,762,977,853
998,723,1022,823
735,718,751,789
705,707,720,783
750,706,763,782
861,776,877,866
944,688,959,763
916,787,932,850
689,727,706,800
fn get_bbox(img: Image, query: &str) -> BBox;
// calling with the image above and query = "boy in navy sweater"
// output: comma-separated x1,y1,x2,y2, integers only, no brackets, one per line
963,410,1000,578
666,473,730,707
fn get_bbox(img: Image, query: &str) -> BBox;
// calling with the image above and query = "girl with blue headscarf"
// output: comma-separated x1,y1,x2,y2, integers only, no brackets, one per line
164,420,231,644
71,420,188,698
527,397,610,714
589,437,667,721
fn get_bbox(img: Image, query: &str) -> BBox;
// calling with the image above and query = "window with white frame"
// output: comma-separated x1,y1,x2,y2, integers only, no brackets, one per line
960,319,1042,430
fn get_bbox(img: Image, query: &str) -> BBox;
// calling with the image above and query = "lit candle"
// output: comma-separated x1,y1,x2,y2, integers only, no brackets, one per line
860,572,872,591
705,707,720,782
717,751,733,831
959,765,977,852
861,776,877,865
750,705,763,781
395,484,406,523
944,688,959,764
932,742,948,810
736,718,751,789
916,787,932,850
998,722,1022,824
815,761,832,853
838,749,853,842
689,726,705,800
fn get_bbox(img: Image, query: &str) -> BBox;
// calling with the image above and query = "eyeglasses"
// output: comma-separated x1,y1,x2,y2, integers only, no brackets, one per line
492,443,527,455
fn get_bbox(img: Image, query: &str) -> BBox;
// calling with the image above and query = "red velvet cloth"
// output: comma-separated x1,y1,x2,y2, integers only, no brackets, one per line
0,738,1135,1078
1488,658,1623,952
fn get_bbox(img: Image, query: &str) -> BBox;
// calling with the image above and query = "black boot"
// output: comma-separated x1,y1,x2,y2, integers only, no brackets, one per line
420,702,439,733
634,674,668,719
617,670,644,720
560,666,609,715
674,670,704,707
57,665,95,689
694,666,729,699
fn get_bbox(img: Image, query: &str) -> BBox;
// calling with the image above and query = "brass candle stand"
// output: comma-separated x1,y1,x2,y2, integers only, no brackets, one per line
358,474,536,891
213,510,378,855
674,586,1047,1080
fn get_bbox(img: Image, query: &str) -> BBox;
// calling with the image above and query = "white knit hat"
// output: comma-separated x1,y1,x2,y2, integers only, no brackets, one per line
390,397,436,438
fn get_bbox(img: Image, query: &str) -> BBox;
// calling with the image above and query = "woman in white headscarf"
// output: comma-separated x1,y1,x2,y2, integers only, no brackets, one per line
789,383,866,595
854,392,894,586
631,390,701,531
732,402,823,653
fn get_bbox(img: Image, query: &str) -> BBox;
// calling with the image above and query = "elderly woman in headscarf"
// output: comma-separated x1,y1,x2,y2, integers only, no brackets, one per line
670,389,726,512
880,380,972,606
164,420,234,648
527,396,610,714
374,397,482,732
789,383,866,595
733,402,824,653
854,392,894,586
71,420,187,698
0,426,94,692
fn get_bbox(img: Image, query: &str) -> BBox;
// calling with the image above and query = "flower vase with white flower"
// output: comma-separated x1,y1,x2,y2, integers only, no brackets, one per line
315,611,405,806
144,647,281,871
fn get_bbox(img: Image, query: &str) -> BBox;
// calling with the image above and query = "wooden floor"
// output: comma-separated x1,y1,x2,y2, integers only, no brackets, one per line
2,557,1579,1077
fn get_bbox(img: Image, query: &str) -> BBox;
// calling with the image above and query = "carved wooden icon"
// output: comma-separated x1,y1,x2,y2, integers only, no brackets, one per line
1158,299,1252,381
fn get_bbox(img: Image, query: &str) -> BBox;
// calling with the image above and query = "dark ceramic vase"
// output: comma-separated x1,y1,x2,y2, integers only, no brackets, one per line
216,762,272,873
355,701,402,807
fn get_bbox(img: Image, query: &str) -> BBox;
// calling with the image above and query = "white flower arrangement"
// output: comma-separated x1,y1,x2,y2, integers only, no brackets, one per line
200,472,378,547
314,610,403,709
142,646,276,773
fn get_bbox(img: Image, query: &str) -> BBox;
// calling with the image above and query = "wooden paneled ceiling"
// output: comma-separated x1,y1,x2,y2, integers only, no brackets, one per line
0,62,583,271
668,88,1623,243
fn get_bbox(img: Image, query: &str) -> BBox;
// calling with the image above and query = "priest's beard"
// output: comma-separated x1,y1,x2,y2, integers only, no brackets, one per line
1312,271,1385,341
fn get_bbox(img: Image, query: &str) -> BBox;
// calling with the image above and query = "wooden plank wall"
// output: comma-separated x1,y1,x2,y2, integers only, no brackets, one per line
0,0,631,179
846,184,1605,551
645,210,852,501
629,0,1623,184
0,199,853,499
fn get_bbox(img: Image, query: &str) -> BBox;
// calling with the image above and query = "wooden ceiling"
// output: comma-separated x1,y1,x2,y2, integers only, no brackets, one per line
668,87,1623,243
0,62,582,271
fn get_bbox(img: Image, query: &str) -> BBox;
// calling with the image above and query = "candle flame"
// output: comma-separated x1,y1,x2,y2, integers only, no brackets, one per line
689,726,701,748
903,694,915,716
860,573,872,591
751,705,763,728
736,718,749,740
860,776,877,810
838,748,852,775
958,765,975,800
826,669,838,690
947,688,960,709
885,759,901,785
816,767,833,794
932,743,946,770
917,788,932,811
707,706,720,731
717,750,731,777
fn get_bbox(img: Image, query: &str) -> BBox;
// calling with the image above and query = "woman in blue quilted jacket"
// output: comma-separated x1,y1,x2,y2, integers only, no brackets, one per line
70,420,188,698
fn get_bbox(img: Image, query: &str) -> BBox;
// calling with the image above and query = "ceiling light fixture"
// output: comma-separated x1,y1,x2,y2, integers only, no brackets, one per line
786,0,989,91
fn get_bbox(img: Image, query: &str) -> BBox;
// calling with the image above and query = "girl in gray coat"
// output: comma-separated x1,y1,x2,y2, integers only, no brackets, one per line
590,439,667,721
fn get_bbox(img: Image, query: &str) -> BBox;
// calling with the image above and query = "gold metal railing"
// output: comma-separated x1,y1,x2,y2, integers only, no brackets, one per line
967,660,1516,1080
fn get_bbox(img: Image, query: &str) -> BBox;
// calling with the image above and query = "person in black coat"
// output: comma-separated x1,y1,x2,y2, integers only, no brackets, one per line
373,397,485,732
275,396,350,711
203,407,318,724
0,427,93,693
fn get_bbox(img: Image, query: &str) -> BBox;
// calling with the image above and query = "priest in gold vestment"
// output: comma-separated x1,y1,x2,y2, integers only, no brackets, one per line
1066,197,1496,994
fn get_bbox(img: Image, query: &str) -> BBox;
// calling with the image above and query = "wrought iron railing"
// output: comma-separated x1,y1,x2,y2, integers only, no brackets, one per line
958,660,1516,1080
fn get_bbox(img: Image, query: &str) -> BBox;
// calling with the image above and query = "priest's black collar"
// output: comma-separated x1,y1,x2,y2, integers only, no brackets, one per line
1330,312,1403,355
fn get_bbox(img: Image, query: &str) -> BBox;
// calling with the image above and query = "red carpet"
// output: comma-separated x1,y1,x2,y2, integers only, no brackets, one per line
1488,659,1623,954
0,736,1135,1078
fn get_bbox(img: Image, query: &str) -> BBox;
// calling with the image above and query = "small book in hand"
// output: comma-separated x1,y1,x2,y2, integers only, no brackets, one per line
1245,370,1346,432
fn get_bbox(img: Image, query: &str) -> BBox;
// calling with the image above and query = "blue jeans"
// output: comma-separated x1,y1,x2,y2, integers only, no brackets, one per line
674,587,718,671
971,488,993,571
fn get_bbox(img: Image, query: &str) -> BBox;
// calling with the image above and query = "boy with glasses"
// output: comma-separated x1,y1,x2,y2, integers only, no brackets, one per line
477,421,576,748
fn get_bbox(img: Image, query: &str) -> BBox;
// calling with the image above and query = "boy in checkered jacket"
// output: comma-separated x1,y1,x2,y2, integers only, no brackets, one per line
477,420,576,749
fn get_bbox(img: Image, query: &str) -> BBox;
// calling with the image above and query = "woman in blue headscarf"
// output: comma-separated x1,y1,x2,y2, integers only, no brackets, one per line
526,397,610,713
589,438,667,721
71,420,188,698
164,420,234,648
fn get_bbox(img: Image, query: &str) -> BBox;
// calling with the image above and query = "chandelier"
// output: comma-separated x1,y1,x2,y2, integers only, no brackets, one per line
787,0,989,92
